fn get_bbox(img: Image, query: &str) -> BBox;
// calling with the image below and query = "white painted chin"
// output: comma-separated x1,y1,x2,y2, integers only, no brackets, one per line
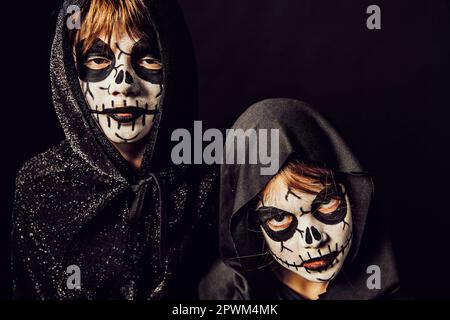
270,233,352,283
271,251,343,283
293,256,344,283
96,113,154,144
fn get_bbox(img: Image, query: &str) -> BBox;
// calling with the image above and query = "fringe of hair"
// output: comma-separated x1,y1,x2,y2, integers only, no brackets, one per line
69,0,152,53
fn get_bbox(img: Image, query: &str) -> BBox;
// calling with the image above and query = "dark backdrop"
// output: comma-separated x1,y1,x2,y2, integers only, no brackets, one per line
2,0,450,299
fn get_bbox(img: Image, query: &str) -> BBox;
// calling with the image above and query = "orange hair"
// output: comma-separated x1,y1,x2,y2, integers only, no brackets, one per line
69,0,153,53
262,160,337,202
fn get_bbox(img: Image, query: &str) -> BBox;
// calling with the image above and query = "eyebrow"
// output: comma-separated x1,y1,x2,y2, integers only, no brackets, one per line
83,39,111,55
256,206,294,220
285,188,302,201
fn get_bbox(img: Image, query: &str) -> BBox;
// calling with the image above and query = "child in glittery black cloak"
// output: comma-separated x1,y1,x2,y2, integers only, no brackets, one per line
12,0,218,300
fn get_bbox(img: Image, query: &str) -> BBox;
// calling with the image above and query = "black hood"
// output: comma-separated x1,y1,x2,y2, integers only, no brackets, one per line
51,0,197,179
218,98,399,299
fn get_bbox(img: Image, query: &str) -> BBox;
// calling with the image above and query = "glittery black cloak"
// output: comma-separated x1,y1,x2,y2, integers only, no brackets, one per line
12,0,218,300
200,99,400,300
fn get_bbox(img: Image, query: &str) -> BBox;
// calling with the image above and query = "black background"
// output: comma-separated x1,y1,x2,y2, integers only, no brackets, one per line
2,0,450,299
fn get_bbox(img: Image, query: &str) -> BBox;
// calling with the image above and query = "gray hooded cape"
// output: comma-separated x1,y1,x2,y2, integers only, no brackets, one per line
200,98,400,300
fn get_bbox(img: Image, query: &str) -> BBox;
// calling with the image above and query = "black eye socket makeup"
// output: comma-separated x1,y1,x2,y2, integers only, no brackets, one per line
255,206,299,242
311,185,347,225
76,39,116,82
131,39,163,84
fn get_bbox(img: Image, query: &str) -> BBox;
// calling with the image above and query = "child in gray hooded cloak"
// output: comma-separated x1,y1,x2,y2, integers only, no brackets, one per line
200,98,400,300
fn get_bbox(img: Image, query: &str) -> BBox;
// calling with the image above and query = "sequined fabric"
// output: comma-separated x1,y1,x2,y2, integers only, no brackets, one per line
11,0,218,300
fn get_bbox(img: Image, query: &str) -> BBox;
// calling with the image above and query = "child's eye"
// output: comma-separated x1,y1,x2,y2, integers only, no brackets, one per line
84,57,112,70
318,198,341,214
138,57,162,70
267,214,293,231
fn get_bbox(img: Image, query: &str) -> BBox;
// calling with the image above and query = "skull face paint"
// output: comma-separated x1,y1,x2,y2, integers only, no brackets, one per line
257,180,353,283
76,32,163,144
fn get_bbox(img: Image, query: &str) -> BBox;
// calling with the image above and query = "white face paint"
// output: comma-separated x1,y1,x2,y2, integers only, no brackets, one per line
258,180,352,283
76,32,163,144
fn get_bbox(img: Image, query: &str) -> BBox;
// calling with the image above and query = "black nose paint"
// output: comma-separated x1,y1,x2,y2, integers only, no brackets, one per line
125,71,134,84
115,70,134,84
305,227,312,244
115,70,124,84
311,226,322,241
305,226,322,244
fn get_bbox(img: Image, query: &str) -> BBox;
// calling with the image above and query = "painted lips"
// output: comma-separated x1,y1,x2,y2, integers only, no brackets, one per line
301,252,338,272
109,112,140,123
90,106,158,123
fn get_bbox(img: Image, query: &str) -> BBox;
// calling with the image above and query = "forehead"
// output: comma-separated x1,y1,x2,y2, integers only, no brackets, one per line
77,25,143,52
261,180,322,214
99,32,141,52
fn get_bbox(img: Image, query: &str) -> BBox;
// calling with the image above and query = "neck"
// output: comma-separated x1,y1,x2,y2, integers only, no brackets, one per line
275,267,329,300
112,140,146,170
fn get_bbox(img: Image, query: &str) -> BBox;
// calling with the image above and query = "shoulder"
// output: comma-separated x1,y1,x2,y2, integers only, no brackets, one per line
199,260,249,300
15,140,82,188
158,164,219,204
13,140,90,213
193,164,220,194
161,164,219,184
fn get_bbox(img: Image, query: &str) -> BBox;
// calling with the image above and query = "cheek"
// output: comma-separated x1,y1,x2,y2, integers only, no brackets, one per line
323,210,353,243
139,81,164,102
262,229,281,253
283,232,302,250
324,226,347,244
262,227,302,254
79,78,112,107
